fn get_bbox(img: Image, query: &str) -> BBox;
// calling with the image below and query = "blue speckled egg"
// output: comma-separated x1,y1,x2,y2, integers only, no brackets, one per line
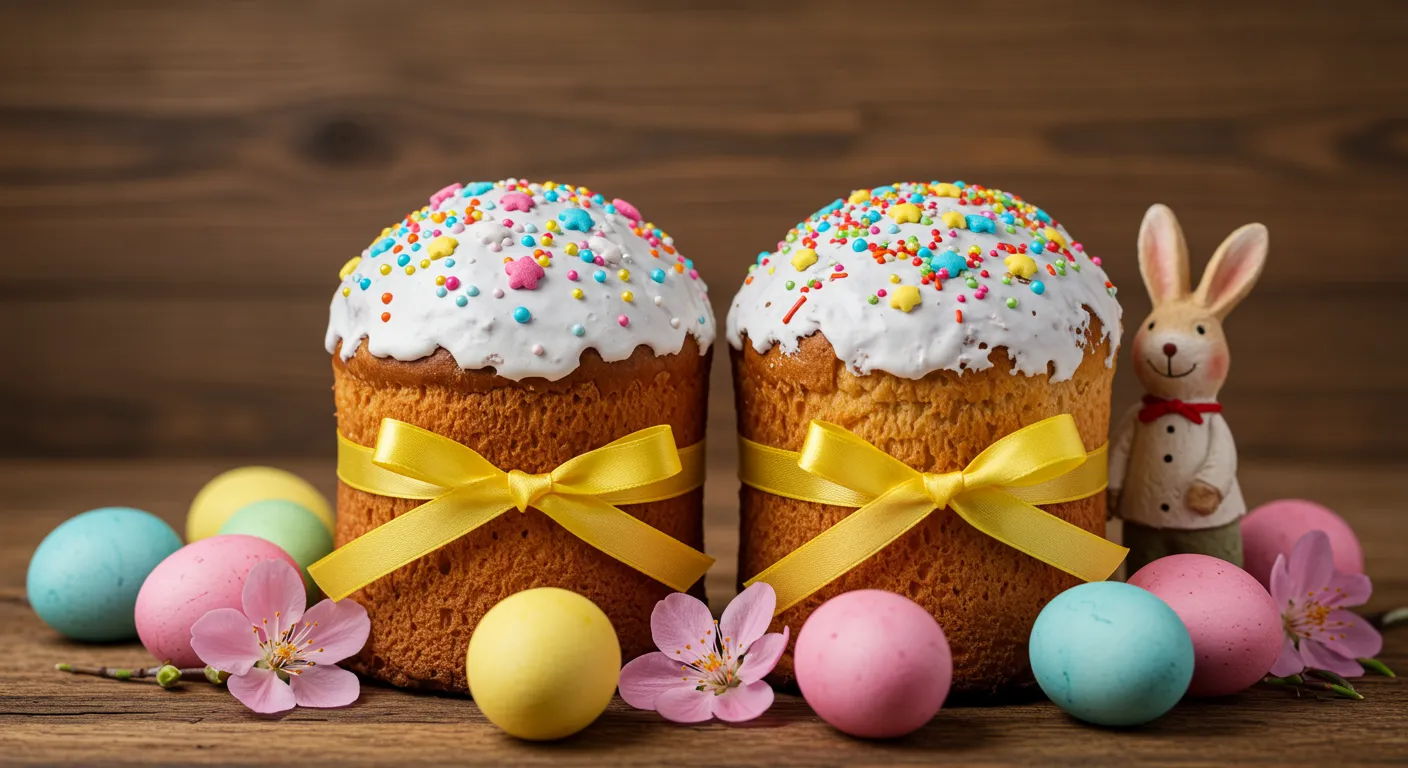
1029,581,1194,727
27,508,183,642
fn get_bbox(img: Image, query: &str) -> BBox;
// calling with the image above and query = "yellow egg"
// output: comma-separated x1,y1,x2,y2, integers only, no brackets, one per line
467,588,620,741
186,467,333,542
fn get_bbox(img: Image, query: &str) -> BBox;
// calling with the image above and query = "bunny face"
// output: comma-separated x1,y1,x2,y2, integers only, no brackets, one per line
1135,204,1268,401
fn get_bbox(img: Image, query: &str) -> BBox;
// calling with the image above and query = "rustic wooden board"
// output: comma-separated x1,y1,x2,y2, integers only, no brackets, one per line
1,458,1405,766
1,0,1407,458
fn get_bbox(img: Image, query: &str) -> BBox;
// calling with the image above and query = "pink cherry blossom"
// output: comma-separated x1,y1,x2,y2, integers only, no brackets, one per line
190,559,370,714
1268,530,1382,679
619,582,789,724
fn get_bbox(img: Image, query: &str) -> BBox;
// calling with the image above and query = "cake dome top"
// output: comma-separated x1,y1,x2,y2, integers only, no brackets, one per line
326,178,715,381
725,181,1122,381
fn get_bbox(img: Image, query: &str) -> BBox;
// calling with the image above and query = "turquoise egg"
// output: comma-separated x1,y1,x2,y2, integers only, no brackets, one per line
1029,581,1194,727
27,507,183,642
218,499,333,596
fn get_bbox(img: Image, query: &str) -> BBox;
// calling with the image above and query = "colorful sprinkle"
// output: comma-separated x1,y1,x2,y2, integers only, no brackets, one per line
513,306,532,323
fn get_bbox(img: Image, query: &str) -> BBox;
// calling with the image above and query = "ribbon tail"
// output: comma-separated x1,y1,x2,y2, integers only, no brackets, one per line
950,488,1127,583
309,481,512,601
744,481,936,615
534,495,714,593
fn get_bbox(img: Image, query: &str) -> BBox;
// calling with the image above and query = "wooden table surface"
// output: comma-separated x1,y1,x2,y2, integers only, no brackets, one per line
1,457,1404,767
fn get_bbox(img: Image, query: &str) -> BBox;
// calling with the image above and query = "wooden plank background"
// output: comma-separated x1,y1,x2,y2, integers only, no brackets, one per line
1,0,1406,460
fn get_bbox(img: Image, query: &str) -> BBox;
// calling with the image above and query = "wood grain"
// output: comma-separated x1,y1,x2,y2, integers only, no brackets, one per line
0,1,1406,458
1,457,1405,766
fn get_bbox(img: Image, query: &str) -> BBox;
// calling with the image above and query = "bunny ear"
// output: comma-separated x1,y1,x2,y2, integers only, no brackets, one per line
1138,204,1190,307
1194,223,1268,318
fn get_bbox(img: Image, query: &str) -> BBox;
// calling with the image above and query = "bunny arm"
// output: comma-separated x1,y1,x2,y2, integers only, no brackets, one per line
1107,403,1140,496
1193,413,1238,498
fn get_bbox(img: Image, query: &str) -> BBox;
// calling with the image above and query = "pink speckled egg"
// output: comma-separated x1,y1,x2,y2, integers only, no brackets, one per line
134,535,297,667
1241,499,1363,590
1128,555,1281,697
794,590,950,738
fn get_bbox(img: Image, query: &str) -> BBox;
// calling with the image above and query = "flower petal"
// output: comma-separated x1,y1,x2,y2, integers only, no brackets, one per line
720,582,777,655
1268,634,1305,677
242,559,306,636
1269,553,1294,607
189,608,263,676
713,680,775,723
737,628,789,684
299,598,371,665
1299,639,1365,678
1287,531,1334,600
289,664,360,709
654,686,715,724
227,667,297,714
619,652,693,711
1322,572,1373,608
1316,609,1383,660
651,592,717,660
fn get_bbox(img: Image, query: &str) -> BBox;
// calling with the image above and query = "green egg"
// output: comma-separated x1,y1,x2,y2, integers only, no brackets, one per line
218,499,334,599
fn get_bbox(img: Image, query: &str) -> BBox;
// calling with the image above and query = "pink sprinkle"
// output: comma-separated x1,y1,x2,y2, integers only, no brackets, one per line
612,198,642,222
432,229,442,237
617,315,630,327
877,289,887,298
957,294,966,303
429,183,462,208
938,269,951,280
1092,257,1102,266
833,264,844,272
566,270,579,281
445,276,461,291
499,192,534,212
869,226,880,235
505,255,546,290
1073,243,1085,252
594,256,605,266
689,269,699,279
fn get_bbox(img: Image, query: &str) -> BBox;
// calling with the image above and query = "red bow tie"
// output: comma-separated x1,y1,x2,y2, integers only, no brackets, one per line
1138,395,1222,425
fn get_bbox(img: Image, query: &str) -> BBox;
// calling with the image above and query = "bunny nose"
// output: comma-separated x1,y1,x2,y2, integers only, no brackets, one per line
1163,343,1178,357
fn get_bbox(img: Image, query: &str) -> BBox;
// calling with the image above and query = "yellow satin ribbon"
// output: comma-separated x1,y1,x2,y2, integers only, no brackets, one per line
741,415,1127,613
309,419,714,601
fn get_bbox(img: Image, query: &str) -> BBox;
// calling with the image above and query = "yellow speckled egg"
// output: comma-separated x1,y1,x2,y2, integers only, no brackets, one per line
467,588,620,741
187,467,332,542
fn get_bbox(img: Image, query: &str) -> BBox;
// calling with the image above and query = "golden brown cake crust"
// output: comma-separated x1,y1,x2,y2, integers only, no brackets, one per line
333,338,710,694
734,320,1114,702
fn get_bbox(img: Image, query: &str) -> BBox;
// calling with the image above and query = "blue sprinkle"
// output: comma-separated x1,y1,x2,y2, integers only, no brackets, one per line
1000,213,1016,225
396,254,411,267
871,185,895,197
359,278,371,290
466,285,480,297
592,193,605,204
411,243,422,252
544,190,560,202
521,235,536,247
513,306,532,323
1030,241,1046,255
866,211,882,223
817,198,844,216
483,201,497,211
651,269,666,283
523,223,537,233
464,181,495,196
954,180,967,188
593,270,607,283
446,217,458,227
684,258,694,269
605,203,616,215
816,221,831,233
698,316,706,324
455,295,469,307
756,251,770,265
436,287,448,298
1034,208,1052,224
886,224,901,234
558,208,595,232
370,238,395,257
851,239,869,252
933,250,968,279
580,250,596,264
445,258,456,267
1031,280,1046,295
917,248,933,260
965,215,996,234
571,323,585,337
908,193,925,203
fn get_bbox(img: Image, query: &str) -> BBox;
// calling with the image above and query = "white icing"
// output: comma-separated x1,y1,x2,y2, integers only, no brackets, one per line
725,182,1123,381
326,179,715,380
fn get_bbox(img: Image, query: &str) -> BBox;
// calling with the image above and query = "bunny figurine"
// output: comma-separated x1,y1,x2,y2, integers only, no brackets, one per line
1108,204,1269,575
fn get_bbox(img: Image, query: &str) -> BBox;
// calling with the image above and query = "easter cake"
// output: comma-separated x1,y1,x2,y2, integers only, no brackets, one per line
727,181,1123,699
324,178,715,693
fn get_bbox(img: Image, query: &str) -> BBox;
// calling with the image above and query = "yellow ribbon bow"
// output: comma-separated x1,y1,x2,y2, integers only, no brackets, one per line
308,419,715,601
741,415,1127,613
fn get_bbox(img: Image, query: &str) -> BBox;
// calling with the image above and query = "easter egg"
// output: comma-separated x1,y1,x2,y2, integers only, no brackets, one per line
1241,499,1363,589
467,588,620,740
1128,555,1282,697
794,590,951,738
187,466,332,542
217,499,333,595
134,535,298,667
1029,581,1193,727
26,508,182,642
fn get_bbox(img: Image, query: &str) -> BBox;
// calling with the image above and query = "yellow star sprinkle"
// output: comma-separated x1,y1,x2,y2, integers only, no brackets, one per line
888,203,922,224
940,211,967,229
848,189,871,204
932,183,961,197
889,285,921,312
427,236,458,261
339,256,362,280
790,248,818,271
1005,253,1038,279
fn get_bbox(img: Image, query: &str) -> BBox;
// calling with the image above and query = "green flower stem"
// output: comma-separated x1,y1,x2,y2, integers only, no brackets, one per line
1304,681,1365,701
1359,658,1396,678
54,663,209,686
1306,669,1357,691
1261,674,1305,686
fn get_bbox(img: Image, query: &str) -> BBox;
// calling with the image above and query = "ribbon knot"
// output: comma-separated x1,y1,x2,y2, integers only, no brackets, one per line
309,419,715,601
506,469,553,513
742,415,1128,614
